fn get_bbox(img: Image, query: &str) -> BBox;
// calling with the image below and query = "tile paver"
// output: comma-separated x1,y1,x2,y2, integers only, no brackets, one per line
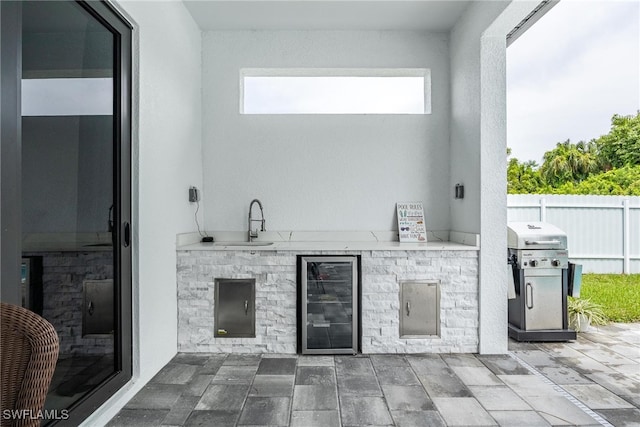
292,385,338,410
195,384,249,411
498,374,559,398
107,322,640,427
124,383,185,409
374,365,420,386
162,395,200,425
432,397,497,426
150,362,198,384
450,366,504,386
184,374,215,396
256,357,297,375
184,410,240,427
526,395,602,425
595,408,640,427
238,396,291,426
297,355,334,366
108,408,170,427
295,366,336,385
337,373,383,396
587,371,640,398
381,385,434,411
250,375,295,397
212,366,259,384
563,383,635,409
488,410,551,427
537,366,592,385
340,395,393,426
468,385,531,411
290,410,341,427
389,410,445,427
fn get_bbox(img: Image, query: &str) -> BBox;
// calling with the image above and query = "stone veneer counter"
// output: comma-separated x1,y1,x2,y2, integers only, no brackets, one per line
177,232,479,355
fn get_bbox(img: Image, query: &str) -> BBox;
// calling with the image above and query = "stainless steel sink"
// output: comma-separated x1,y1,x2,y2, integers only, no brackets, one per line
213,242,273,247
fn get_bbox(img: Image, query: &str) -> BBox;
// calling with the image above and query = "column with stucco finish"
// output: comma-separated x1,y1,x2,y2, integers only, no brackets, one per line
450,1,547,354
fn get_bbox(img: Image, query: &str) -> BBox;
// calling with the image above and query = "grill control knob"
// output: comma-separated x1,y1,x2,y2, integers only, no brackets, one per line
551,259,560,267
529,260,538,267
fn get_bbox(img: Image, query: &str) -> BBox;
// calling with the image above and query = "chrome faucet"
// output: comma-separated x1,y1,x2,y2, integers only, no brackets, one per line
248,199,266,242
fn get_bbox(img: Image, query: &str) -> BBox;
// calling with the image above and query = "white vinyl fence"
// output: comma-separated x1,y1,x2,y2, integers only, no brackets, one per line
507,195,640,274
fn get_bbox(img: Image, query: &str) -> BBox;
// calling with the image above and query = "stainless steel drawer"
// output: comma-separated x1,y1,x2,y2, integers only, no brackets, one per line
400,280,440,337
215,278,255,338
83,279,114,336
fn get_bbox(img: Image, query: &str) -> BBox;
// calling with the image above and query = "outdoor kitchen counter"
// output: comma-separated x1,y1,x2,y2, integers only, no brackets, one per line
178,240,477,251
176,230,479,251
176,230,481,354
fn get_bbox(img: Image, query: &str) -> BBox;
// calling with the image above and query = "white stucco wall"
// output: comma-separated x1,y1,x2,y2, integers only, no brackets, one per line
201,30,451,232
450,0,542,354
82,1,203,425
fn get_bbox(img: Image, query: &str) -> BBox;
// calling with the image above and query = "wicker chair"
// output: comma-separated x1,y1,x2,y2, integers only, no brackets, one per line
1,302,59,427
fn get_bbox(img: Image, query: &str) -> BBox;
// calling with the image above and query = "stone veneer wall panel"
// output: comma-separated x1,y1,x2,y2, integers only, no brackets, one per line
177,249,478,353
24,251,114,356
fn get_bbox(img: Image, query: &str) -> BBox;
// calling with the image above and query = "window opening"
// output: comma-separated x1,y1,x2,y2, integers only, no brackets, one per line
241,68,431,115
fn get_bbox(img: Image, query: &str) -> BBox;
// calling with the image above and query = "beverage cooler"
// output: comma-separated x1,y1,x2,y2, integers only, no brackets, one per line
297,256,360,355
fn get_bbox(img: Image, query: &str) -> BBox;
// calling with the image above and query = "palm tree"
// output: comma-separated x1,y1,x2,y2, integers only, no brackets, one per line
540,139,599,186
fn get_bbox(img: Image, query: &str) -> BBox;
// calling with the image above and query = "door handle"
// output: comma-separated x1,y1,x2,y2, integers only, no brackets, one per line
88,300,95,316
123,222,131,248
406,301,411,316
244,300,249,315
525,283,534,309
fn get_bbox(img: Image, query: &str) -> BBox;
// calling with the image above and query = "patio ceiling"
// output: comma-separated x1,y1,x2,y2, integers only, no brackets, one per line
182,0,472,32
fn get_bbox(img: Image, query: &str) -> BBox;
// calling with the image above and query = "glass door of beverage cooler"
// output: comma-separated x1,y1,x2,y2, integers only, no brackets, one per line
300,256,358,354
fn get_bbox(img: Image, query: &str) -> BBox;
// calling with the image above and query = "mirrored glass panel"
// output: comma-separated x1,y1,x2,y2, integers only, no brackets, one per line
20,0,116,416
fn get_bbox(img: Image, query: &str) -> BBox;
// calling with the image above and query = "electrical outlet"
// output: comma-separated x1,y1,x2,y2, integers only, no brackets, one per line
189,187,199,202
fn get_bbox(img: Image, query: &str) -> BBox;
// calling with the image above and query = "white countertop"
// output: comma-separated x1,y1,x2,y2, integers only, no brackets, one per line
22,233,114,252
177,230,479,251
179,240,477,251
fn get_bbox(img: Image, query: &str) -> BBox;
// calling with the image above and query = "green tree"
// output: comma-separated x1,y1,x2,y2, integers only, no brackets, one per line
508,112,640,195
550,165,640,196
507,157,542,194
595,112,640,169
539,139,600,186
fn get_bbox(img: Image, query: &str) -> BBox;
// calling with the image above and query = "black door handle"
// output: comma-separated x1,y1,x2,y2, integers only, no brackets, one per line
123,222,131,247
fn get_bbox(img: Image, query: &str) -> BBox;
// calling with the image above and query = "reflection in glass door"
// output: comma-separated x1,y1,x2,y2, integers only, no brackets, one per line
299,256,359,355
13,0,132,423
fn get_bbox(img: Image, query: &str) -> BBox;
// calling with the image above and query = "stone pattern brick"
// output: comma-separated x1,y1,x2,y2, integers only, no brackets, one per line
361,250,479,353
177,250,478,354
24,251,115,356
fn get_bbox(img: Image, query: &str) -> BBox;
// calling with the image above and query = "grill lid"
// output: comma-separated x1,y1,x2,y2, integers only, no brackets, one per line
507,221,567,250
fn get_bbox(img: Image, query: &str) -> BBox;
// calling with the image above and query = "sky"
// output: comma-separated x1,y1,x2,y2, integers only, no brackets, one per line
507,0,640,165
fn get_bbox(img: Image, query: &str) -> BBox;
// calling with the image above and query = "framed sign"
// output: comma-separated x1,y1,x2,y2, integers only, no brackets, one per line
397,202,427,243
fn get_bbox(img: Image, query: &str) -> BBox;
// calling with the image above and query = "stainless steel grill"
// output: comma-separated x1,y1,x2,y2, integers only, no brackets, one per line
507,222,576,341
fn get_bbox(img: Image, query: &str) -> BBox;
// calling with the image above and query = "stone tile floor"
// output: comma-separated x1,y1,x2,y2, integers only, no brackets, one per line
108,323,639,426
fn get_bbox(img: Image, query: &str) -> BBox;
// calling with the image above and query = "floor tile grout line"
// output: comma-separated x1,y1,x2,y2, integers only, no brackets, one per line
286,357,296,427
508,351,614,427
235,355,254,427
370,355,393,425
332,356,344,427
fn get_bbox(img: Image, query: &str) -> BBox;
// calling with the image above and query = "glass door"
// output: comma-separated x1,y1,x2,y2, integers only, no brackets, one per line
299,256,358,355
2,0,131,424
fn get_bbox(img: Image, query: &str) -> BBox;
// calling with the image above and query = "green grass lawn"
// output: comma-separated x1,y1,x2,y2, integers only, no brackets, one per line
580,274,640,323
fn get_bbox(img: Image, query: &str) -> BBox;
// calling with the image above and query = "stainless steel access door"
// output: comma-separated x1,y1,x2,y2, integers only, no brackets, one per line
301,256,358,355
215,278,256,338
400,280,440,337
522,270,563,330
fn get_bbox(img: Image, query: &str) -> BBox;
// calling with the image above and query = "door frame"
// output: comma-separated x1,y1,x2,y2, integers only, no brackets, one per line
0,1,133,424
